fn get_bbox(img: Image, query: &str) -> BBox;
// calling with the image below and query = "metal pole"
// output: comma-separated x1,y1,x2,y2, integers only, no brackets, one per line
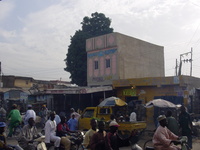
79,94,80,109
175,59,178,76
190,48,193,76
91,93,93,106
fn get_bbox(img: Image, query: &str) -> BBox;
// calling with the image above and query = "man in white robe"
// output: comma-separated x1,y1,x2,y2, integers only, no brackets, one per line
24,105,36,125
45,112,61,150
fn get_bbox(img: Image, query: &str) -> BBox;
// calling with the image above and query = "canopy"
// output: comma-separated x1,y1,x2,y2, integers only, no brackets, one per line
145,99,177,108
98,96,127,107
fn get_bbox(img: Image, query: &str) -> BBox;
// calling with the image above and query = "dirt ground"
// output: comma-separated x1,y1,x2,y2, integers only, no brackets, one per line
119,134,200,150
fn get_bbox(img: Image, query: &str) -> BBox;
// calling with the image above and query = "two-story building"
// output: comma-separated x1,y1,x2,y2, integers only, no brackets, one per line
86,32,164,86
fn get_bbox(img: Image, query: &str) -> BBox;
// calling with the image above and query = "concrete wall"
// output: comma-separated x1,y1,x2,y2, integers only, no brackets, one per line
116,32,164,79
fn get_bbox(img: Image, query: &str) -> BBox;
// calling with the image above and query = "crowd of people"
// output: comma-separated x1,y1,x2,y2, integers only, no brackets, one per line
0,103,195,150
0,104,82,150
152,105,193,150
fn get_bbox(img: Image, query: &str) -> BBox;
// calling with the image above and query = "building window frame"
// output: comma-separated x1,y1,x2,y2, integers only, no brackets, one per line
94,60,99,70
105,59,111,68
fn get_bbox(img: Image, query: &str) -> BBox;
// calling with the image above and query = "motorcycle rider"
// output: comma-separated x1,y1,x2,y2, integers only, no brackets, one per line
153,115,181,150
45,111,61,150
18,117,41,150
82,119,97,149
0,122,23,150
24,105,36,125
57,116,79,150
7,104,22,137
90,121,107,150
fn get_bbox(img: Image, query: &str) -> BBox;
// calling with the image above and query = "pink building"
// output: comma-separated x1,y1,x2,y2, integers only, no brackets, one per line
86,32,164,86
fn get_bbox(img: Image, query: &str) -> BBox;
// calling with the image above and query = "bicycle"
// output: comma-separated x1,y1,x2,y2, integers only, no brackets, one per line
6,122,23,140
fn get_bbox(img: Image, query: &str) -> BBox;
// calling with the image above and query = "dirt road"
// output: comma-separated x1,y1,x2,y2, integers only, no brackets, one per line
7,136,200,150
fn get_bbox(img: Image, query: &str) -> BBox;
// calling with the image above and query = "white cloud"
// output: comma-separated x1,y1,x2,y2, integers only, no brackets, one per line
0,1,14,21
0,29,16,39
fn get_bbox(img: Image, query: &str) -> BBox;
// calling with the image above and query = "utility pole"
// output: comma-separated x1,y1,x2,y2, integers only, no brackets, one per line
178,48,193,76
175,59,178,76
0,62,2,88
190,48,193,76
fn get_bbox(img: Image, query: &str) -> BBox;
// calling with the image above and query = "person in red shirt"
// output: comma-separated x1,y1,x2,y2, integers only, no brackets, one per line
57,116,77,150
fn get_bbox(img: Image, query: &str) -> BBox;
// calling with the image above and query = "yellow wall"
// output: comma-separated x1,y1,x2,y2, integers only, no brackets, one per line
14,79,33,88
115,84,188,129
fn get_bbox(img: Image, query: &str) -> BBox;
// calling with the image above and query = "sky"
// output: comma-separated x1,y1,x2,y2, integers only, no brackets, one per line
1,0,200,82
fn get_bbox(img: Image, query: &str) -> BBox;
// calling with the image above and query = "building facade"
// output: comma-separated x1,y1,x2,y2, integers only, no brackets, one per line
113,75,200,128
86,32,165,86
2,75,34,88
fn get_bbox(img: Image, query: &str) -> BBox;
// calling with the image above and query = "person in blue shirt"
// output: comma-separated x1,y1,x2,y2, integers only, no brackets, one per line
0,122,23,150
54,114,61,125
67,114,78,131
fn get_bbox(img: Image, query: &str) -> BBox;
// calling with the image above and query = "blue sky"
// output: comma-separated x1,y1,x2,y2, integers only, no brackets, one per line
1,0,200,81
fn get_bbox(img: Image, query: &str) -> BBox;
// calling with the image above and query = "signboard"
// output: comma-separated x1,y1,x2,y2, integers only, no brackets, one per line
123,89,136,96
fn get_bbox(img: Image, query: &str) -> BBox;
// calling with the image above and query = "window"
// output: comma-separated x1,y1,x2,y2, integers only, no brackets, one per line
83,110,94,118
94,61,99,69
106,59,110,68
99,108,110,114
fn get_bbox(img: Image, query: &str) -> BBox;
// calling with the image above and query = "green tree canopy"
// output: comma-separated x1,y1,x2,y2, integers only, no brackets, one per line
64,12,113,86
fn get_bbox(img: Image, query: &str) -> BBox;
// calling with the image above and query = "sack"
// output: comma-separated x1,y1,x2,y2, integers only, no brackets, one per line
37,142,47,150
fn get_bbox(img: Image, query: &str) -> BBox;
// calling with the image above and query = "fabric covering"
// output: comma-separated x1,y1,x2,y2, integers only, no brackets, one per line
98,97,127,107
145,99,177,108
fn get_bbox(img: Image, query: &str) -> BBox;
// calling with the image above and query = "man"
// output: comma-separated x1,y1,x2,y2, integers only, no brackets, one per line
166,110,179,136
57,116,77,150
106,121,141,150
7,104,22,137
24,105,36,125
179,105,193,149
54,113,61,125
106,121,120,150
90,121,107,150
40,105,48,127
130,111,137,122
45,111,61,150
82,119,97,149
0,105,6,122
153,115,181,150
18,117,40,150
67,114,78,131
0,122,23,150
70,108,80,120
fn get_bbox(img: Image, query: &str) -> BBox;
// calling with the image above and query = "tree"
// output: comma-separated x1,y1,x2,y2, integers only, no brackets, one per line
64,12,113,86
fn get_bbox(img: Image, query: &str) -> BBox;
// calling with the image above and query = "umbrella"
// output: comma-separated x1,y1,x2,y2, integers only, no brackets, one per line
98,96,127,107
145,99,177,108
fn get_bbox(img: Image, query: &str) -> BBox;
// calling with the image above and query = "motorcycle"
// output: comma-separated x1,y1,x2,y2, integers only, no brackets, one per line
117,129,143,150
45,131,84,150
143,136,190,150
34,136,47,150
6,122,23,140
66,132,84,150
129,130,143,150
